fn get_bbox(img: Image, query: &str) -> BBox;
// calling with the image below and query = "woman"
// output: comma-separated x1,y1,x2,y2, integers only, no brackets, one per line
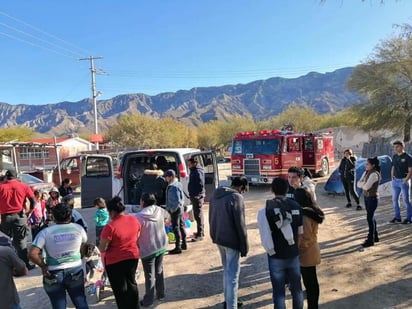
338,149,361,210
98,196,141,309
136,193,168,307
357,157,381,247
294,188,324,309
29,203,88,309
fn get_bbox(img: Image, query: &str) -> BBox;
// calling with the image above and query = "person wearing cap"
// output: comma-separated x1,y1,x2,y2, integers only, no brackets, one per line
188,158,206,242
209,176,249,309
390,140,412,224
0,169,36,270
63,194,88,232
58,178,73,198
164,169,186,254
29,203,89,309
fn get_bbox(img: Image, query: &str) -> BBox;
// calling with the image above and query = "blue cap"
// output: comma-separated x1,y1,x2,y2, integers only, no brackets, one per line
164,169,176,178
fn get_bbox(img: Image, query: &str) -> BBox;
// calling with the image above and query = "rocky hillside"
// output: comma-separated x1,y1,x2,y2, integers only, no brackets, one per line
0,67,361,135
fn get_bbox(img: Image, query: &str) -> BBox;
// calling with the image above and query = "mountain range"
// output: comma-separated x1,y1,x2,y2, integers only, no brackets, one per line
0,67,362,136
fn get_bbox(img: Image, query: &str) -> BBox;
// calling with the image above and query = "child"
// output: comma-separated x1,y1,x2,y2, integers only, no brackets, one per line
27,190,47,239
63,194,89,232
94,197,109,246
81,242,101,283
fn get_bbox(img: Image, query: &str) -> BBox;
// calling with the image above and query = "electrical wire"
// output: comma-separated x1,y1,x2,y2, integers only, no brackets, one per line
0,10,93,57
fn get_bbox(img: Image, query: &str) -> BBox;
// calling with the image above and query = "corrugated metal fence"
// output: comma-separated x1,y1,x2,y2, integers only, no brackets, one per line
362,139,412,158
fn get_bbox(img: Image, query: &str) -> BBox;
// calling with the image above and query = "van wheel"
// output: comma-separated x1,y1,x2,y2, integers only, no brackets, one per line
318,158,329,177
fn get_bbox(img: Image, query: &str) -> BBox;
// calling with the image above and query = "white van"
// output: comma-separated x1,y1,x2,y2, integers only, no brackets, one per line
80,148,219,209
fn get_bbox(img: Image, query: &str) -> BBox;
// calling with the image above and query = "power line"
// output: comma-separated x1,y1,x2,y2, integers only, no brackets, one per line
0,10,93,56
0,31,75,59
0,22,81,58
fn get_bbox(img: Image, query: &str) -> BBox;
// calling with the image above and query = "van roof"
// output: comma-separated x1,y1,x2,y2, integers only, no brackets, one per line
121,148,201,156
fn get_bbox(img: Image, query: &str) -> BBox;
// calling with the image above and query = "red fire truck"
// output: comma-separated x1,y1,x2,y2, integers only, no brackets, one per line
229,129,334,184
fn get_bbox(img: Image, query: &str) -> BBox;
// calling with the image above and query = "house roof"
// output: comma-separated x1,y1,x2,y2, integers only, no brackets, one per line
27,137,71,144
26,137,94,146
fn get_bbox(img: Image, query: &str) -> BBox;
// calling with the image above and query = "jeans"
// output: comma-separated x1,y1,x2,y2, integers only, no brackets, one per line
43,265,88,309
0,213,31,266
268,255,303,309
141,254,165,305
364,196,379,241
170,207,186,249
341,177,360,205
218,245,240,309
105,259,139,309
190,196,205,236
392,178,412,220
95,226,104,246
300,266,319,309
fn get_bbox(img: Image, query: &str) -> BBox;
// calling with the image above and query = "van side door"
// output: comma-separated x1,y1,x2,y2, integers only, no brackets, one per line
80,155,113,208
189,151,219,202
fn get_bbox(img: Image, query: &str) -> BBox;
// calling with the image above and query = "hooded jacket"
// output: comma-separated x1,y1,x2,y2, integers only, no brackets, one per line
188,165,205,198
141,169,167,205
136,205,169,259
299,206,324,267
209,187,248,256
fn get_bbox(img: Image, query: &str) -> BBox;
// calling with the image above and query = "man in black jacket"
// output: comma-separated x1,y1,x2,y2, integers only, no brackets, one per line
188,158,206,241
209,176,249,308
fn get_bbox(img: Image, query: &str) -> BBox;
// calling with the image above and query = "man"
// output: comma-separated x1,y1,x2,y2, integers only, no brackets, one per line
58,178,73,198
287,166,316,201
62,194,88,232
0,231,28,309
209,176,249,309
29,203,89,309
0,169,36,269
164,169,186,254
188,157,206,242
390,140,412,224
257,177,303,309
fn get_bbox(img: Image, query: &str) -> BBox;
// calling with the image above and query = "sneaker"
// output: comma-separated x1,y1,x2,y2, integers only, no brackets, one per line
139,300,153,308
346,203,352,208
361,240,374,248
157,295,165,301
191,236,204,242
168,248,182,255
356,205,362,211
223,300,243,308
402,219,412,224
389,218,402,224
26,264,36,271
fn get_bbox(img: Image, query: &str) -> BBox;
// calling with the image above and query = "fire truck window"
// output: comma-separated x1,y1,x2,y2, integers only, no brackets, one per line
304,138,314,151
287,138,301,152
317,139,324,150
233,141,243,154
232,140,279,155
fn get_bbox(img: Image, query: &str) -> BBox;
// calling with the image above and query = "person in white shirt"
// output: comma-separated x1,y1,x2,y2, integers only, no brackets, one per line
357,157,381,247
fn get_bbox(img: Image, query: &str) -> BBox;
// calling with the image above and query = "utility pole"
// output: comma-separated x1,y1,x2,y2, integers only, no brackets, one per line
79,56,103,150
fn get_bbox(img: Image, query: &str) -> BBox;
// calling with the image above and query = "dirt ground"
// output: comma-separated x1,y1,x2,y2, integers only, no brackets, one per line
15,174,412,308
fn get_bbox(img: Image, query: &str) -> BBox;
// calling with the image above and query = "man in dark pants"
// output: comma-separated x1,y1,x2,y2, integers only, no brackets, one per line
165,169,186,254
0,169,36,270
188,158,206,242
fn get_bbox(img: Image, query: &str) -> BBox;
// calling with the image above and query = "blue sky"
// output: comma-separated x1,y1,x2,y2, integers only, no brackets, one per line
1,0,411,105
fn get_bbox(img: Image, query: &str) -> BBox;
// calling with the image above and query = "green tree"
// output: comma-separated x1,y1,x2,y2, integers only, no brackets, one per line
0,127,35,142
347,24,412,142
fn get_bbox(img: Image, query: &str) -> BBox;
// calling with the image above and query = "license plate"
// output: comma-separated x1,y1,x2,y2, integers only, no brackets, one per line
251,178,258,182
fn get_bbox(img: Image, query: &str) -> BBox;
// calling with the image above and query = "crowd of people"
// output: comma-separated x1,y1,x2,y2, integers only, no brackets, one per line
1,140,411,308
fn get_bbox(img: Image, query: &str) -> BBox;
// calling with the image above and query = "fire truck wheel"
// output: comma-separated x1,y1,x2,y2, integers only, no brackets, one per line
318,158,329,177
